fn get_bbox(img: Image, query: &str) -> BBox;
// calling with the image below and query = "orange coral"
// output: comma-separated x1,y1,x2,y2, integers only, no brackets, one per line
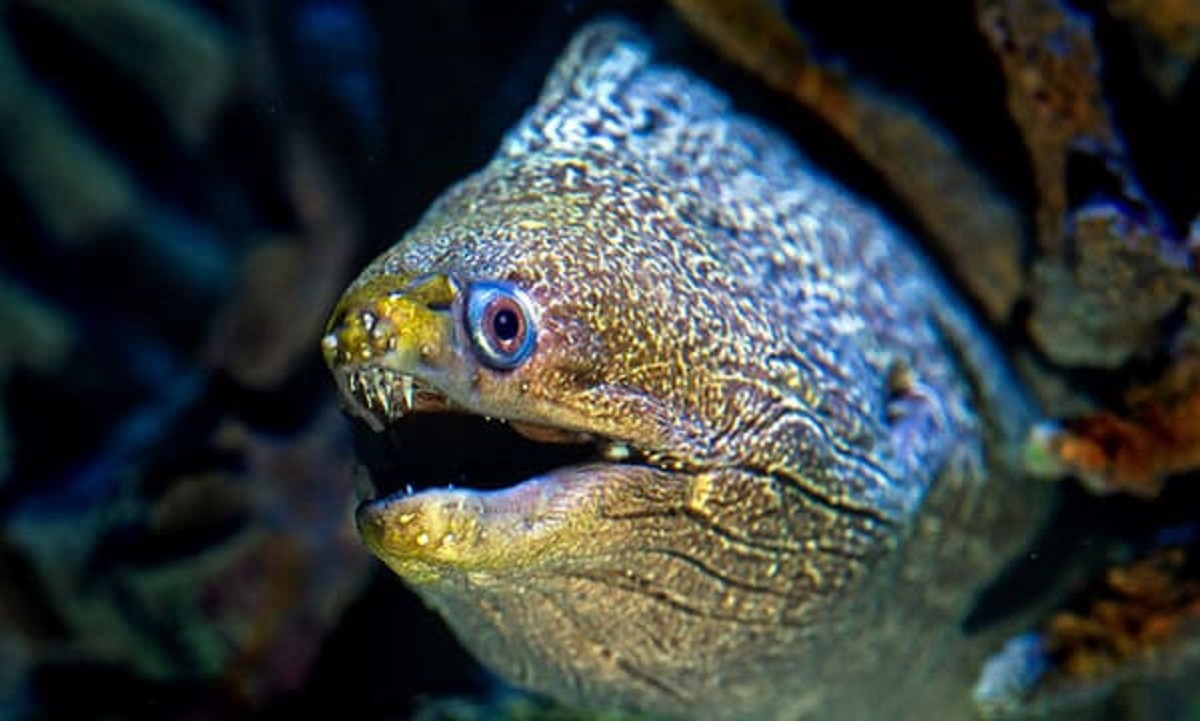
1043,547,1200,682
1029,354,1200,497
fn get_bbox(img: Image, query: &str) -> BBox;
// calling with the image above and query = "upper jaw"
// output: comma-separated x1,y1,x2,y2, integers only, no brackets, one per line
334,363,453,431
322,271,463,430
323,269,671,579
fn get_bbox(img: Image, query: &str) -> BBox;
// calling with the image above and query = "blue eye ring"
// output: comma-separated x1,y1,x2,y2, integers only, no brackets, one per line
465,281,537,370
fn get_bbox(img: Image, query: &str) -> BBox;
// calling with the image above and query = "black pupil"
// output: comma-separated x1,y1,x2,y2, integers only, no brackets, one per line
492,307,520,342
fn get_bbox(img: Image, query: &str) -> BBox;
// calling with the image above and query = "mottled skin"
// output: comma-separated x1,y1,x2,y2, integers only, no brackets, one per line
323,23,1049,721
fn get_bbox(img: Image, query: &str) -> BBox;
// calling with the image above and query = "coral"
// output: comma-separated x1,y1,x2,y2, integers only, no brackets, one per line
0,1,234,248
4,406,368,708
976,542,1200,716
1109,0,1200,98
1026,202,1197,369
206,137,360,388
22,0,233,143
1045,547,1200,680
976,0,1122,256
1028,352,1200,497
0,0,372,712
976,0,1200,370
0,277,73,483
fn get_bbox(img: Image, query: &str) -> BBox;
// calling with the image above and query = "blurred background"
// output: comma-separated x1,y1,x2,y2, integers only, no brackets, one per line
0,1,1197,719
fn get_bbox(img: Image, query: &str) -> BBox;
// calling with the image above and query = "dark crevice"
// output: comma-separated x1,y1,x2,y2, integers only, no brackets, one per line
1085,1,1200,233
1064,149,1140,214
965,477,1200,633
0,536,70,642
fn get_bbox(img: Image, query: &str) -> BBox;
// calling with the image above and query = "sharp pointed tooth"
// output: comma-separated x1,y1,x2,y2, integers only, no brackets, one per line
377,383,391,416
342,372,384,432
379,378,392,415
401,374,414,410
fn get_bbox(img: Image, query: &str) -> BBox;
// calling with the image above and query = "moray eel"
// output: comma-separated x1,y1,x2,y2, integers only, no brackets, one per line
323,22,1049,721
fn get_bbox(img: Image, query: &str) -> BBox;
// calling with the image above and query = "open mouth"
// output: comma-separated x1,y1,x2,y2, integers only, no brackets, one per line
339,367,642,502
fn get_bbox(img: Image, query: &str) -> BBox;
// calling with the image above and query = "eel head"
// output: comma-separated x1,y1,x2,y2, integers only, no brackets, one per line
321,155,887,716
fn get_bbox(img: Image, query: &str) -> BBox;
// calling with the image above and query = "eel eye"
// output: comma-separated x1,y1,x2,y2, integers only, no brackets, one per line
466,281,536,370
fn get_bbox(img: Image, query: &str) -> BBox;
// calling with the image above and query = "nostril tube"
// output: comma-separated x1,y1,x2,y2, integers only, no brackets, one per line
322,300,378,368
321,332,339,362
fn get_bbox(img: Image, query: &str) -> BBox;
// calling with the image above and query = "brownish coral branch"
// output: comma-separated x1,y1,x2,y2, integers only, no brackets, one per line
976,0,1122,256
975,1,1200,368
1028,353,1200,497
1044,546,1200,685
975,543,1200,716
1027,204,1198,368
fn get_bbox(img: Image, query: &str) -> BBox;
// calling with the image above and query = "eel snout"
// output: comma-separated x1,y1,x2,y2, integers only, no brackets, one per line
322,273,460,429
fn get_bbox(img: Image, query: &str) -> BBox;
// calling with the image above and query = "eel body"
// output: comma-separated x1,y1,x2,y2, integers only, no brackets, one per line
322,22,1049,720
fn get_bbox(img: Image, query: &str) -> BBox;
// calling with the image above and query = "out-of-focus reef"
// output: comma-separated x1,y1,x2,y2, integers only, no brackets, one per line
974,534,1200,718
1,0,1199,719
0,0,375,715
0,1,649,717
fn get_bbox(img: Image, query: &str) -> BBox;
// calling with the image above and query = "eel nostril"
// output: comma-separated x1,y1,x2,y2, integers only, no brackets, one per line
323,303,375,367
321,332,340,363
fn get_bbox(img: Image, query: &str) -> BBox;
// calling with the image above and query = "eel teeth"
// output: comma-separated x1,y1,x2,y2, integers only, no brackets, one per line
340,366,407,429
339,365,432,430
375,377,392,417
401,374,414,412
339,369,384,432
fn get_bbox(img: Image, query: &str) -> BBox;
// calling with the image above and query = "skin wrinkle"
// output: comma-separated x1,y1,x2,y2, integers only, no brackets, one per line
553,567,790,630
525,585,595,700
528,575,693,704
633,546,801,600
323,20,1050,721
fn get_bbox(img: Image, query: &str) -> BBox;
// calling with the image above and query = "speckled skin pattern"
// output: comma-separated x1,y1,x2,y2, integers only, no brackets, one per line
324,22,1050,721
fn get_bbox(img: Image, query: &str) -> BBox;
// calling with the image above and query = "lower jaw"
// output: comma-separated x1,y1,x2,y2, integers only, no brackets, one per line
353,461,670,584
353,465,594,583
